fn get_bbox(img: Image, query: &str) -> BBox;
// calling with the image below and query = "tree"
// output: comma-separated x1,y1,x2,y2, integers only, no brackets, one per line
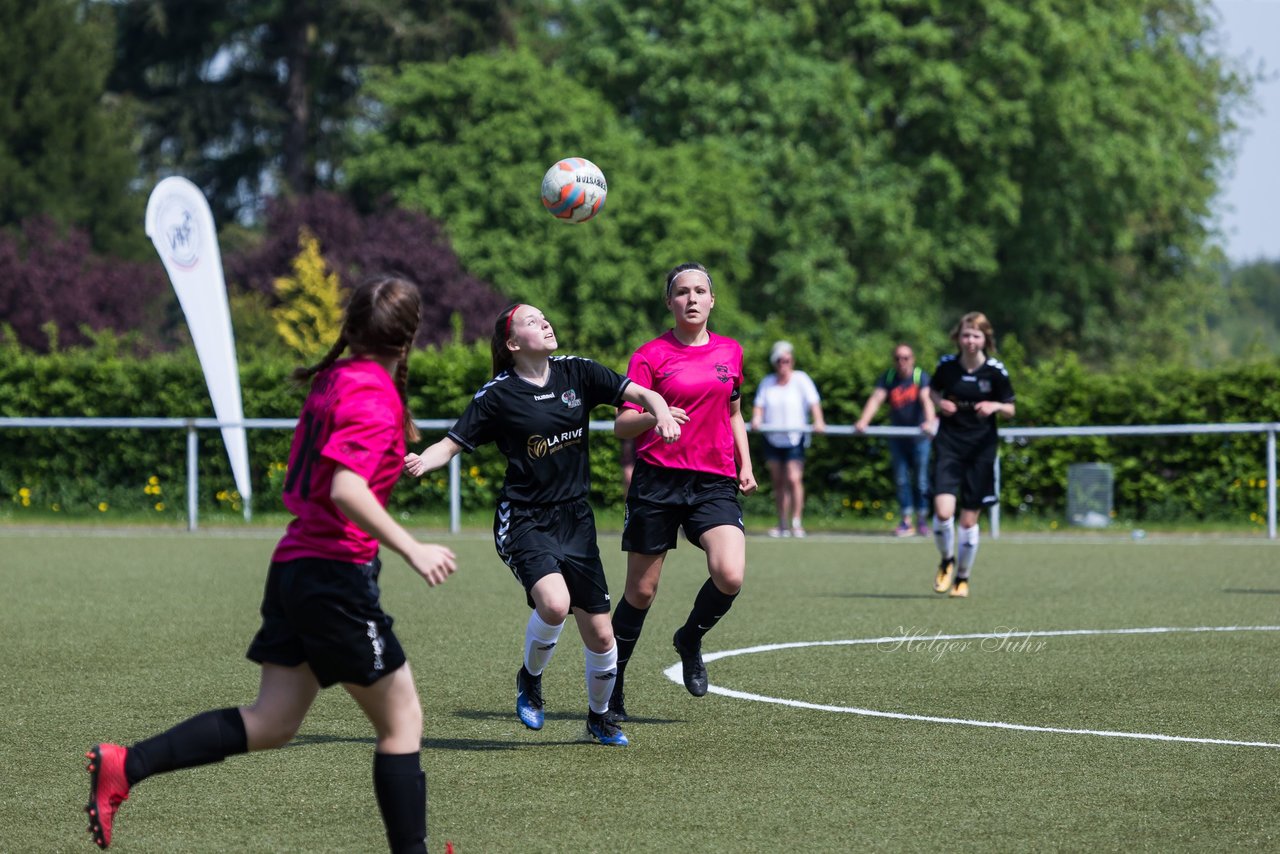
105,0,527,225
0,0,142,256
272,229,343,360
0,217,168,352
541,0,1251,365
226,192,509,347
345,50,763,355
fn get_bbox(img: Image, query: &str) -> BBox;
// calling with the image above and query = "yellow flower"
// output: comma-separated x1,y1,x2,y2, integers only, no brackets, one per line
469,466,481,478
1049,520,1058,530
21,497,30,507
842,498,850,507
98,502,109,512
853,500,864,510
155,502,165,512
52,503,61,512
148,475,160,486
18,487,30,498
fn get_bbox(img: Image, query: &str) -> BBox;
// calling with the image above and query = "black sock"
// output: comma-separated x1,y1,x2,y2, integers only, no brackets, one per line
373,751,427,854
611,596,650,680
682,579,738,643
124,707,248,786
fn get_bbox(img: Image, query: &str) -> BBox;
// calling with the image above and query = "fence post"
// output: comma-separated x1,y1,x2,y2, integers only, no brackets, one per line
449,453,461,535
1268,427,1276,540
186,420,198,532
991,450,1001,539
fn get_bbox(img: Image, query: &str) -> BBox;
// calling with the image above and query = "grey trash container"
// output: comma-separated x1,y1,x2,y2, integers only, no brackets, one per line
1068,463,1113,528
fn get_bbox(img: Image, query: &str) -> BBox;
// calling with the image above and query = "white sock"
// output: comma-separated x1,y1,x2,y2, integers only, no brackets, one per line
957,523,980,577
934,515,955,560
583,644,618,715
523,610,564,677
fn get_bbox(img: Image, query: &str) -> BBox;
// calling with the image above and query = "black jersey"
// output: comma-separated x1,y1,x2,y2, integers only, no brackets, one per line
447,355,631,505
930,353,1015,452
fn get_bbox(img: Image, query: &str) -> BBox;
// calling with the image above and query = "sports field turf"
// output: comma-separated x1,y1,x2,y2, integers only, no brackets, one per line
3,529,1277,852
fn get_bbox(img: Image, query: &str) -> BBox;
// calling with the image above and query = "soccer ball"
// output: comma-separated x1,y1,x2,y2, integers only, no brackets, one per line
540,158,607,223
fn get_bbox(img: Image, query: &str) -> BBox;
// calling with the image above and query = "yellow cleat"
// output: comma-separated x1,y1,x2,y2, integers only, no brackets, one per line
950,579,970,598
933,557,956,594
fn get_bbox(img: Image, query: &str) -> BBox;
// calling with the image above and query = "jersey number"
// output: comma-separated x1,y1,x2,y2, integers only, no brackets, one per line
283,411,324,501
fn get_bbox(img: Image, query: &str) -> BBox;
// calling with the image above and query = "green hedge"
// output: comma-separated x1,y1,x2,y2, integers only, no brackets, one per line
1,337,1276,527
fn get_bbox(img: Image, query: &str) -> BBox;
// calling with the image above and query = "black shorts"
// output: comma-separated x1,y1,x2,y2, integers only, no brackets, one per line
622,460,744,554
246,557,406,688
929,439,998,511
494,498,611,614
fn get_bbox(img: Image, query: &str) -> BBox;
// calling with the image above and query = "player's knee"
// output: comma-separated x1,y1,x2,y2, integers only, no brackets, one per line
536,599,570,625
710,566,744,595
627,583,658,609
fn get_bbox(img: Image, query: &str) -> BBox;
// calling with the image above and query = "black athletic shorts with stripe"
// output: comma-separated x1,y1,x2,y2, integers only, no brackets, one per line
622,459,744,554
494,497,612,614
246,556,406,688
929,437,999,511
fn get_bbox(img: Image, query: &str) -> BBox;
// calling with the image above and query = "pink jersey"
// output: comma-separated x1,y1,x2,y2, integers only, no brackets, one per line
622,330,744,477
273,358,406,564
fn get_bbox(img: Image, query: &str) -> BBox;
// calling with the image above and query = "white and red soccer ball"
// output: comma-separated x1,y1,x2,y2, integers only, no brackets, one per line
540,157,607,223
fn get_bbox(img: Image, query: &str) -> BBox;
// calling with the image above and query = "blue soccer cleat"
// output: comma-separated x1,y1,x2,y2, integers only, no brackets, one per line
586,710,629,746
516,666,544,730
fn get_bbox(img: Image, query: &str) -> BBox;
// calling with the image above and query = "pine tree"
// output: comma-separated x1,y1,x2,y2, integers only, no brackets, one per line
272,229,343,360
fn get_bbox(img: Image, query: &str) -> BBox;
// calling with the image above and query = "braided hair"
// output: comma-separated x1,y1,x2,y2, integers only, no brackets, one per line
293,275,423,442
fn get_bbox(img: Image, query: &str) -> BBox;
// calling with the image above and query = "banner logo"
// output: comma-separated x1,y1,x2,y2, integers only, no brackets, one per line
154,198,201,270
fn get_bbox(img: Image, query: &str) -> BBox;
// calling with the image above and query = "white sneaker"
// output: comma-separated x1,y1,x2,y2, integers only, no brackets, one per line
767,526,791,538
791,526,807,538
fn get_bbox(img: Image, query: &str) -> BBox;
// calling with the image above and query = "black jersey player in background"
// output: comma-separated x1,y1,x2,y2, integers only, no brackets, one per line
404,304,683,746
927,311,1016,598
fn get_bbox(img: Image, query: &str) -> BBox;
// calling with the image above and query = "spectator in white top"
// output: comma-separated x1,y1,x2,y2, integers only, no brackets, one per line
751,341,826,537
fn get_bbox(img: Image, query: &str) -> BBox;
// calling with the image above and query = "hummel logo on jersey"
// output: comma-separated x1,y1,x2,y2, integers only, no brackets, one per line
533,392,555,401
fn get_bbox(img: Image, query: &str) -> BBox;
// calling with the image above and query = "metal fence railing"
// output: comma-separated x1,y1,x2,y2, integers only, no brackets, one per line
1,418,1276,539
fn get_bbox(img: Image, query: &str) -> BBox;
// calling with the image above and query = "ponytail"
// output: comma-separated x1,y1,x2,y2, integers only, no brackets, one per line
395,346,421,443
292,331,349,384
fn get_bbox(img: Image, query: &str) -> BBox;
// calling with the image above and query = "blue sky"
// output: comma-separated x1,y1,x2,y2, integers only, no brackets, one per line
1212,0,1280,262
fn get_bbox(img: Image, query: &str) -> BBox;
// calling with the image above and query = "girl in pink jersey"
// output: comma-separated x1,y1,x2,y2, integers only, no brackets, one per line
609,262,757,720
84,276,456,853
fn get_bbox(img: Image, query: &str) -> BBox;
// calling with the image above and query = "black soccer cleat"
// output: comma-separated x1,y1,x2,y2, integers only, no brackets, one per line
607,678,628,723
672,628,708,697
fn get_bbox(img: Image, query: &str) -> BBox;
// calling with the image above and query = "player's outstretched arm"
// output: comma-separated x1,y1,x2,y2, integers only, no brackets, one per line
331,467,457,587
404,436,465,478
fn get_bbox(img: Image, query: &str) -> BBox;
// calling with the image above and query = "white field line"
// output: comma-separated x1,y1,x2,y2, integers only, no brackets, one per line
662,626,1280,749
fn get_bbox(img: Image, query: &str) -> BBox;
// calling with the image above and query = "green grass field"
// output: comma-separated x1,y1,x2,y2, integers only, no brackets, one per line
3,528,1277,852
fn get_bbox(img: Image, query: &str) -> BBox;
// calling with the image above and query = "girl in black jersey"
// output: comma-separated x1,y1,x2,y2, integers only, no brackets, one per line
927,312,1016,598
405,304,682,745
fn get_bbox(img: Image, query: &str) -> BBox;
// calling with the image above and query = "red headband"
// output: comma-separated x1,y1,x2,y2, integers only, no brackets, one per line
504,304,523,338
